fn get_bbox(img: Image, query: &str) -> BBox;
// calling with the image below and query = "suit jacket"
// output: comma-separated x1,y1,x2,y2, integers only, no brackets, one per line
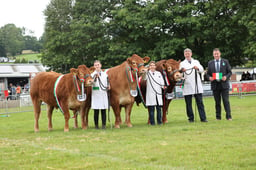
207,58,232,90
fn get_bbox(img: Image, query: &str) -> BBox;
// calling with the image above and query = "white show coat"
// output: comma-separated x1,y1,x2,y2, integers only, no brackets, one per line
179,58,204,96
145,70,165,106
91,70,109,109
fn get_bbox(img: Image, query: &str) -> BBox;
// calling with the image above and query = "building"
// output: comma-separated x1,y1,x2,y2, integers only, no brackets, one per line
0,64,46,99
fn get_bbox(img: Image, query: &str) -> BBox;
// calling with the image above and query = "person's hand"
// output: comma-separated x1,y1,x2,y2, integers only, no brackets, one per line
181,68,186,72
193,66,199,70
209,77,213,81
222,76,227,81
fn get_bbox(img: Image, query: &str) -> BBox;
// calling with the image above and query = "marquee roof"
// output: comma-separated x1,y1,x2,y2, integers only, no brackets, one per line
0,64,46,78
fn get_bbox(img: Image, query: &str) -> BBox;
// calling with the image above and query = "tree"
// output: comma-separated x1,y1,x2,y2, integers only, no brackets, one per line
42,0,74,72
0,24,25,56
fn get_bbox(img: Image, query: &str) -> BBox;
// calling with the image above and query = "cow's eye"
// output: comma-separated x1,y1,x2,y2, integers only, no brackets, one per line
132,62,136,65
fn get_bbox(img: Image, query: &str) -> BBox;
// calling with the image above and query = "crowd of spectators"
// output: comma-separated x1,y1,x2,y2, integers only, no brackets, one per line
240,71,254,81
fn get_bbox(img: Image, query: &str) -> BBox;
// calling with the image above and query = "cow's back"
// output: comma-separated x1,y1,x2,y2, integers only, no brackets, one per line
30,72,61,106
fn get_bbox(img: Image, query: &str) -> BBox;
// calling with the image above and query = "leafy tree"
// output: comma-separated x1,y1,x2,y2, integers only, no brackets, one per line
24,35,42,52
42,0,256,70
42,0,74,72
0,24,25,56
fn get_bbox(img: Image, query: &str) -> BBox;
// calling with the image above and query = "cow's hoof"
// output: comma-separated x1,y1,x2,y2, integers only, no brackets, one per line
127,123,133,128
115,125,120,128
48,128,53,131
82,126,87,130
163,120,168,124
34,129,39,133
64,129,69,132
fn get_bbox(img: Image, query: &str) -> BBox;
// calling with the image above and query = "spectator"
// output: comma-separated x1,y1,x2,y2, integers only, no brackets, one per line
16,84,21,99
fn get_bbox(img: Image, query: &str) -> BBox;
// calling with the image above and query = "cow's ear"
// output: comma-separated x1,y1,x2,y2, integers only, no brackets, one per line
70,68,78,75
143,56,150,63
89,66,96,73
127,58,132,64
162,63,167,70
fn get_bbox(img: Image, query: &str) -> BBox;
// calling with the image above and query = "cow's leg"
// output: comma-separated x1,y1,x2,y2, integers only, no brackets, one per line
47,105,54,131
162,100,171,124
124,104,133,127
62,107,70,132
111,102,121,128
32,99,42,132
73,110,78,129
81,106,90,130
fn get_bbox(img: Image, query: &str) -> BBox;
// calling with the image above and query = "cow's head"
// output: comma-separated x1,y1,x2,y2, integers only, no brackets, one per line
70,65,94,86
161,59,182,82
127,54,150,75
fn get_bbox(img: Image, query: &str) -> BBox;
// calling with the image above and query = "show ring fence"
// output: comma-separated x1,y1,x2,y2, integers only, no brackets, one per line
0,80,256,116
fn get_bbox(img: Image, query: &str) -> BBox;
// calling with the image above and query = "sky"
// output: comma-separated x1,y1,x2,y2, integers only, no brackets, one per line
0,0,51,39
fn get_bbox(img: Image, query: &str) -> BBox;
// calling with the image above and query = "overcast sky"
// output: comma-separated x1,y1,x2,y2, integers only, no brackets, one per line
0,0,51,38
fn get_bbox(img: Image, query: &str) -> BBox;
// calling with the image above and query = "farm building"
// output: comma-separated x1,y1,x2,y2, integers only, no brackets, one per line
0,64,46,99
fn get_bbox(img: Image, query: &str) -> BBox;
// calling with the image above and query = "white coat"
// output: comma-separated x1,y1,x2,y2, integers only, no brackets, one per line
179,58,204,96
91,70,109,109
145,70,165,106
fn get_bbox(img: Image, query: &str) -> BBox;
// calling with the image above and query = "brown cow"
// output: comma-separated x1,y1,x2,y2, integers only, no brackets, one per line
107,54,150,128
136,59,182,123
30,65,94,132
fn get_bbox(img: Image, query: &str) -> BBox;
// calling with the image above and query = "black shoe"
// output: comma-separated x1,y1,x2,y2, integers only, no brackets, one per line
201,120,208,122
95,125,99,129
189,120,194,123
102,125,106,129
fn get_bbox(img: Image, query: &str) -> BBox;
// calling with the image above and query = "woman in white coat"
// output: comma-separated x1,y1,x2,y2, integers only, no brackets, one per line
91,60,110,129
180,48,207,123
145,61,166,125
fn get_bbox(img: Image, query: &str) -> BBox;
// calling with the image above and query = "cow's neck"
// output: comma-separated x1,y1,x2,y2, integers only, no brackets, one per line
125,63,138,87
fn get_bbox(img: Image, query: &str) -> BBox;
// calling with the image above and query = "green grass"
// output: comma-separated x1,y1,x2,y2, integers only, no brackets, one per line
0,95,256,169
14,53,41,62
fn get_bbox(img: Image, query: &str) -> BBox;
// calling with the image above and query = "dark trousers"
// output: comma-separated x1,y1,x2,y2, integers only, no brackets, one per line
94,109,106,126
213,86,232,119
148,105,162,125
184,94,207,121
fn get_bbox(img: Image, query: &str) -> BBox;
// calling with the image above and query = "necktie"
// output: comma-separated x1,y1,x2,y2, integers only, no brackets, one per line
216,60,219,72
188,60,191,64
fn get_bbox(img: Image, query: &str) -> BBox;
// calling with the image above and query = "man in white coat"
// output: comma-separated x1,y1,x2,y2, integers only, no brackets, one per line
91,60,110,129
180,48,208,123
145,61,166,125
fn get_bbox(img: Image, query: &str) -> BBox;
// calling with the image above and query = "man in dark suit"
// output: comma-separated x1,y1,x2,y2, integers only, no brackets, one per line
207,48,232,120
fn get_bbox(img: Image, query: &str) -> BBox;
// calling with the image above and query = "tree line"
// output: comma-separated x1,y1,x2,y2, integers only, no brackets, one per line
0,24,43,57
19,0,256,72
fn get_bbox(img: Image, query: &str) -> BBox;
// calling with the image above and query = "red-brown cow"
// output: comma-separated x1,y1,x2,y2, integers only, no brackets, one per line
107,54,150,128
136,59,182,123
30,65,94,132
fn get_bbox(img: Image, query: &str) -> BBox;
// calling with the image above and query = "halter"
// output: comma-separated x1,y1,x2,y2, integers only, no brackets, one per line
73,74,91,93
125,63,140,97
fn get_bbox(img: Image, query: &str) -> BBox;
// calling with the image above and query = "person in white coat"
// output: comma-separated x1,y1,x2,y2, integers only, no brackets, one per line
180,48,207,123
91,60,110,129
145,61,166,125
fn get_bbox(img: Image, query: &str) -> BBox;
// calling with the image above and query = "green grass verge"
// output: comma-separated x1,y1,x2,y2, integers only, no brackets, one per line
14,53,41,62
0,95,256,169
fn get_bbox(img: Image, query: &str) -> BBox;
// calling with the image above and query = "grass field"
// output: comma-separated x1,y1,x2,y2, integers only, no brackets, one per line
0,95,255,169
15,53,41,62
